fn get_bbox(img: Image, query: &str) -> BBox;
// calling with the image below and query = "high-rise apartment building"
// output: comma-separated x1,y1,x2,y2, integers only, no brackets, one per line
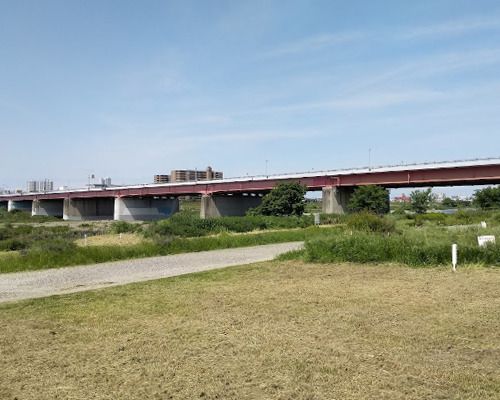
26,179,54,193
154,166,223,183
170,166,223,182
154,175,170,184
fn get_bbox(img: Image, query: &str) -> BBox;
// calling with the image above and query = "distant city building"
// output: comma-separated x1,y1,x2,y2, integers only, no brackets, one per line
101,177,112,187
88,177,113,189
154,166,223,184
434,192,446,203
393,194,411,203
154,174,170,184
26,179,54,193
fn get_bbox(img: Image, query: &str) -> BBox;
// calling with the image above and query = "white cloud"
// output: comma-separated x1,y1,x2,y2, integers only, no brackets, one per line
325,89,445,110
335,47,500,97
169,129,322,144
262,32,364,57
260,15,500,59
403,16,500,39
240,89,445,115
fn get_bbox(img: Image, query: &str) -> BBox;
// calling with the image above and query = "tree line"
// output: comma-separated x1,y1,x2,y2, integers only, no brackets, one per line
249,182,500,216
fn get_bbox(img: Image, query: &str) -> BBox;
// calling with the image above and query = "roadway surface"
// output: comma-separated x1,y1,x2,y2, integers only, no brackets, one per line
0,242,303,303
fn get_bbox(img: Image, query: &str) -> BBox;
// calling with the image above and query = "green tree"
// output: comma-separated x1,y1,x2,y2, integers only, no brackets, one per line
410,188,434,214
347,185,390,215
441,197,457,209
473,186,500,209
248,182,307,216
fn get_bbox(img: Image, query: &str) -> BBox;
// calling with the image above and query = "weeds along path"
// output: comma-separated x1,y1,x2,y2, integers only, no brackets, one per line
0,242,303,303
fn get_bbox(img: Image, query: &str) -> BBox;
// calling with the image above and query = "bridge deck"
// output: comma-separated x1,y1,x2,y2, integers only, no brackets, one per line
1,158,500,201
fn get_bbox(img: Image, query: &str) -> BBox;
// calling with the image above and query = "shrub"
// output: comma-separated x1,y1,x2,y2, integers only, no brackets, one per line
413,213,447,226
248,182,307,216
410,189,434,214
346,212,395,233
348,185,390,215
474,186,500,209
110,221,138,234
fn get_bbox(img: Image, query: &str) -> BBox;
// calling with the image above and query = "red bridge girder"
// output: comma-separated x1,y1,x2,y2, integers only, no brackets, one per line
2,162,500,202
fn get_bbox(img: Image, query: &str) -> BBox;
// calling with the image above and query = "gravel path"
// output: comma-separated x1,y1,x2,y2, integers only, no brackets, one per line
0,242,303,303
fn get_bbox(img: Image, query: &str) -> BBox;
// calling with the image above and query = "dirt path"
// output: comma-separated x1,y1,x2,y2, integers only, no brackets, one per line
0,242,303,303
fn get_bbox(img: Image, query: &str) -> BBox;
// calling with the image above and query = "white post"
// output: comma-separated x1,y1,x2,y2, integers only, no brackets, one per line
84,234,88,247
313,213,320,225
452,244,458,272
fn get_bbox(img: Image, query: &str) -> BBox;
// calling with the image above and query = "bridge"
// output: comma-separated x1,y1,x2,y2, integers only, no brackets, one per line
1,158,500,220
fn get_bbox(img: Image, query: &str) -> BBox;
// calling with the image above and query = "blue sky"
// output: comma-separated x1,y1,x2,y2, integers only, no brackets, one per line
1,0,500,195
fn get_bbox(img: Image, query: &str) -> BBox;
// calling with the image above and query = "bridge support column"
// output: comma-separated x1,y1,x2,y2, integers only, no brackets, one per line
63,198,114,221
32,199,64,218
200,194,262,218
7,200,33,213
114,197,179,221
322,186,355,214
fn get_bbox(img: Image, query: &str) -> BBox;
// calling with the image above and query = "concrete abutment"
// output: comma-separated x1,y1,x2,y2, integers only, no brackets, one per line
114,197,179,221
32,199,64,218
322,186,355,214
7,200,33,213
63,198,115,221
200,194,262,218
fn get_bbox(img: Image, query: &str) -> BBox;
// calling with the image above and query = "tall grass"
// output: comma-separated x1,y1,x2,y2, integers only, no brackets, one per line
303,231,500,267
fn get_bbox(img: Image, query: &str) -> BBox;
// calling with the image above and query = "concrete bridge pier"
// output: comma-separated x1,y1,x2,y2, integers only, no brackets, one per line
322,186,355,214
7,200,33,213
200,193,263,218
114,197,179,221
32,199,64,218
63,198,114,221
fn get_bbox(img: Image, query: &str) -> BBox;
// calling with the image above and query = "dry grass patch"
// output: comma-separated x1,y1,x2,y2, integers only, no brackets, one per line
75,233,145,247
0,251,17,259
0,262,499,399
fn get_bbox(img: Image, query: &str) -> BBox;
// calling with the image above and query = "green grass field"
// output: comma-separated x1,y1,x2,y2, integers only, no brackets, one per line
1,260,499,399
0,227,337,273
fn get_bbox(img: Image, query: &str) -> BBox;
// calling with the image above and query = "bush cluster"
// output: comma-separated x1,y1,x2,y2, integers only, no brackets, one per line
0,209,57,223
346,212,395,233
0,224,89,252
348,185,390,215
403,209,500,227
248,182,307,216
110,221,140,234
412,213,447,227
144,212,314,239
